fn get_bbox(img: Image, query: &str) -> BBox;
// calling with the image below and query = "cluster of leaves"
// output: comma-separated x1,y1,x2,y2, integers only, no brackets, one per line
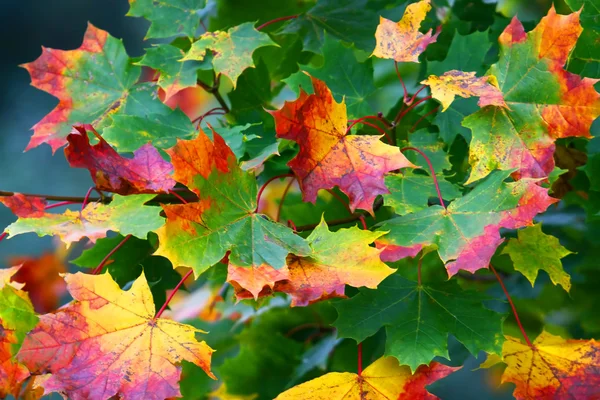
1,0,600,399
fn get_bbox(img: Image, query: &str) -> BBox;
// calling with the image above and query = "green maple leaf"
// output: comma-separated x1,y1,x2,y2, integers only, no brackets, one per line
383,170,462,216
127,0,206,39
566,0,600,78
5,195,164,247
333,273,504,372
428,30,492,144
136,44,204,100
283,35,380,119
183,22,277,87
280,0,378,54
22,24,144,152
154,132,309,276
463,8,600,183
377,170,557,276
102,107,197,153
502,224,573,291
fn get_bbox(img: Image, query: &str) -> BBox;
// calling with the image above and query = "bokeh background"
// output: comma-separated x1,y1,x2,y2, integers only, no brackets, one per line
0,0,150,263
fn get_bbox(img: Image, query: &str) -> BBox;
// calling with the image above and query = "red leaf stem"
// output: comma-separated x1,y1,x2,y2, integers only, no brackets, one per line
394,62,409,103
256,15,298,31
357,342,363,376
91,234,133,275
155,268,194,319
394,95,432,125
168,190,189,204
410,106,439,132
255,173,295,212
44,201,77,210
275,176,296,222
401,147,446,209
490,264,533,348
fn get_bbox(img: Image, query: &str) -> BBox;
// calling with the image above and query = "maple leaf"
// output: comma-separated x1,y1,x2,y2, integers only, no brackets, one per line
136,44,201,101
275,356,458,400
154,130,310,276
22,23,142,152
65,125,175,195
9,251,67,313
5,194,164,248
230,219,395,306
0,267,39,398
501,224,573,291
228,263,290,301
383,171,462,216
463,7,600,183
0,193,46,218
371,0,439,63
334,273,504,371
421,70,507,111
18,272,214,400
127,0,206,39
269,75,415,214
488,332,600,399
377,170,557,276
182,22,277,87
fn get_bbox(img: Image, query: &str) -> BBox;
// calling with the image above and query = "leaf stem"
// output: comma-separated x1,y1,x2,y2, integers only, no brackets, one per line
91,234,133,275
168,190,189,204
417,254,423,286
394,95,431,125
0,232,7,243
155,268,195,319
0,190,104,204
326,189,352,216
357,342,363,376
198,73,230,113
44,201,78,210
255,173,295,213
81,187,96,211
394,62,409,104
276,177,296,222
490,264,533,348
410,106,439,132
256,15,298,31
401,147,446,209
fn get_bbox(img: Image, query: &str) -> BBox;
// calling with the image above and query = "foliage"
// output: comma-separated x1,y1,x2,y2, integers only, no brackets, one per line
1,0,599,399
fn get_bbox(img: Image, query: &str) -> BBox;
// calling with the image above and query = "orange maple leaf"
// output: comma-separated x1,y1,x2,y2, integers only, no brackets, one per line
18,272,214,400
372,0,439,63
276,356,458,399
269,75,414,214
0,193,46,218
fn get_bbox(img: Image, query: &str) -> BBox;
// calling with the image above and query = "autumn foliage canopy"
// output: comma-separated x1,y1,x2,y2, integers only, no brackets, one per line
2,0,600,399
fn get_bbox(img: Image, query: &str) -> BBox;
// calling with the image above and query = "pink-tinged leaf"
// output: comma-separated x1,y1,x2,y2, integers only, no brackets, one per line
0,194,47,218
65,125,175,195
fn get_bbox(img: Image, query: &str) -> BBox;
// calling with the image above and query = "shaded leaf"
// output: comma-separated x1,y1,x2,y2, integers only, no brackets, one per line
18,272,214,399
127,0,206,39
334,273,504,371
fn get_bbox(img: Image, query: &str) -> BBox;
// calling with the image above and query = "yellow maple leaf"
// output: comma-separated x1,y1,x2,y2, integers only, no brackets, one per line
18,272,214,400
372,0,439,63
489,331,600,399
275,356,458,399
